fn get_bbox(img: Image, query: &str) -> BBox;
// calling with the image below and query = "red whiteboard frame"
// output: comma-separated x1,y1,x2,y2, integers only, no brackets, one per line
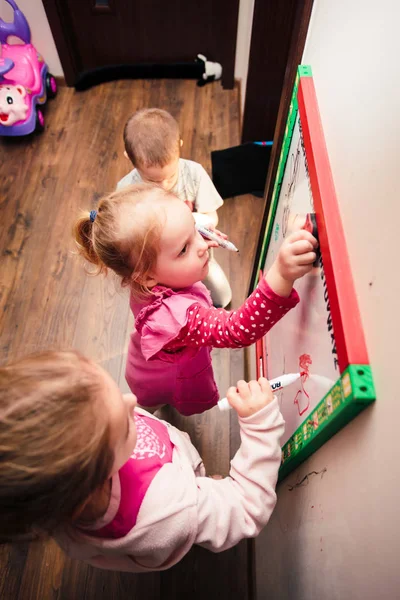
256,75,369,380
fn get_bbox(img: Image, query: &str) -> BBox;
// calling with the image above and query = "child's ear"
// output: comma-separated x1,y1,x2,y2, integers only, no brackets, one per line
180,138,183,148
141,274,158,288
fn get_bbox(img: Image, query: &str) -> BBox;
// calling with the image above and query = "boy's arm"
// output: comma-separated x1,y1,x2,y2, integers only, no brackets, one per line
194,164,224,214
193,211,219,228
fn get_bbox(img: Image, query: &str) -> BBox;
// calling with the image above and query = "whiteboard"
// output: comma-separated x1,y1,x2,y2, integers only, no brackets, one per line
263,113,339,446
252,66,374,479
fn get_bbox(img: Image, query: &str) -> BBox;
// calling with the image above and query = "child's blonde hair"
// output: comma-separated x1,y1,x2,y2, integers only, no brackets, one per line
123,108,180,168
0,351,113,542
74,183,176,301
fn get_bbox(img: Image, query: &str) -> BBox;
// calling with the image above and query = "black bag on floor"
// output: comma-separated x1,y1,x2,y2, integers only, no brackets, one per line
211,142,272,199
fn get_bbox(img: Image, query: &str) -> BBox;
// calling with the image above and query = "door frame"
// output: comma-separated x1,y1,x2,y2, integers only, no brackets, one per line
42,0,79,85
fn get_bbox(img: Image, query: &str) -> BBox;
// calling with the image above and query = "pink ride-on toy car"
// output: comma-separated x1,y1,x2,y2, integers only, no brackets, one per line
0,0,57,136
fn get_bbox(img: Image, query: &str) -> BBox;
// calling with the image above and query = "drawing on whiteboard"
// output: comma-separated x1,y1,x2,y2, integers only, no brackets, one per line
262,112,341,448
293,353,312,416
251,66,375,478
282,137,302,238
299,353,312,374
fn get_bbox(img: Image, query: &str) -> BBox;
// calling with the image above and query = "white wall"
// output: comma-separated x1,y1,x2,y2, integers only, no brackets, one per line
0,0,63,76
234,0,254,115
255,1,400,598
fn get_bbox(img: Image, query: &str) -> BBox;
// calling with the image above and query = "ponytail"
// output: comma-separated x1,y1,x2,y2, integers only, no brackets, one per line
72,184,171,300
73,212,103,272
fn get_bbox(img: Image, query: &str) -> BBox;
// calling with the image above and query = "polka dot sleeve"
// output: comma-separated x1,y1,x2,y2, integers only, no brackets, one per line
164,278,299,351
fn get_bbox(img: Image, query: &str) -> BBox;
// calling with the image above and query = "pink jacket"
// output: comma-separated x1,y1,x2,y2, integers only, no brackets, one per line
126,278,299,415
126,282,218,415
55,402,285,572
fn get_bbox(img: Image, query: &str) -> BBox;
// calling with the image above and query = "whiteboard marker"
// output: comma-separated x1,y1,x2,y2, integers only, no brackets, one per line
196,224,239,253
218,373,301,411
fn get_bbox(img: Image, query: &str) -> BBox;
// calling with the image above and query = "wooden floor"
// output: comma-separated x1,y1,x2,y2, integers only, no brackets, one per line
0,79,264,600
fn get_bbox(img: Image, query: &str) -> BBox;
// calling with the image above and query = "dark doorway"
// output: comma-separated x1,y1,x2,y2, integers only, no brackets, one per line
42,0,240,88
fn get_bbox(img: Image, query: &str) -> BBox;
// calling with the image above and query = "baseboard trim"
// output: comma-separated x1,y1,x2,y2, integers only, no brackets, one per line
54,76,67,87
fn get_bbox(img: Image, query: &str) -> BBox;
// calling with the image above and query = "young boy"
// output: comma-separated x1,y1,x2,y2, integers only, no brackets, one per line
117,108,232,308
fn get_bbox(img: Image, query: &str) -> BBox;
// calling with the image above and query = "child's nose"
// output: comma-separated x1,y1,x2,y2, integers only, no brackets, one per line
197,235,209,255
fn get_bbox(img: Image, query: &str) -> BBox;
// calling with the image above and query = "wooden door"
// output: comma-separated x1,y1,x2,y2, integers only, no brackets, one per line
242,0,313,142
43,0,239,88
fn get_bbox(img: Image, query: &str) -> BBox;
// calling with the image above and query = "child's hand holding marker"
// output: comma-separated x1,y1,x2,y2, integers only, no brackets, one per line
196,223,239,253
225,378,274,418
266,230,318,297
219,373,301,413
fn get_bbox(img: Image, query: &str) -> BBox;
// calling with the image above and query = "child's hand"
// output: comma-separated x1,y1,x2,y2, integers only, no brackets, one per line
226,377,274,418
204,227,229,250
201,220,228,240
266,230,318,297
193,212,218,229
214,228,228,240
276,230,317,281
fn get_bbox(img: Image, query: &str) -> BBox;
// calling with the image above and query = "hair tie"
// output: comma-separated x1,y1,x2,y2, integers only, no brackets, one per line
89,209,97,223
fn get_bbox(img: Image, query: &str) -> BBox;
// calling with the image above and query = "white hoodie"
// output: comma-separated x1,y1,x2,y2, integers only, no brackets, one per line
55,400,284,572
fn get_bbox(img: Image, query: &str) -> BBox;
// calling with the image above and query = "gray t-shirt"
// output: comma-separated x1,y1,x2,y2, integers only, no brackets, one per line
117,158,223,213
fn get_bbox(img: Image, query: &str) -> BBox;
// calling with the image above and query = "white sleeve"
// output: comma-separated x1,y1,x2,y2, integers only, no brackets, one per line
194,399,284,552
192,212,216,227
116,169,141,190
194,164,224,213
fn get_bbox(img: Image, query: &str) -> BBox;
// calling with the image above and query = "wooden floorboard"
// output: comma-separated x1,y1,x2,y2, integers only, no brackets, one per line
0,79,264,600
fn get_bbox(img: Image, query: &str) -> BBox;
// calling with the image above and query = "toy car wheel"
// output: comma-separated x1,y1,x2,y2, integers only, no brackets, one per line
35,108,45,132
46,74,57,99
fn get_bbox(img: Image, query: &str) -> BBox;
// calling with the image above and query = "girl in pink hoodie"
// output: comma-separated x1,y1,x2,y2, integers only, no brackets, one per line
74,183,317,415
0,350,283,572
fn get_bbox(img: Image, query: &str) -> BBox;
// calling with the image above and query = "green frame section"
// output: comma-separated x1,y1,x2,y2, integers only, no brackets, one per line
252,65,313,290
278,365,375,481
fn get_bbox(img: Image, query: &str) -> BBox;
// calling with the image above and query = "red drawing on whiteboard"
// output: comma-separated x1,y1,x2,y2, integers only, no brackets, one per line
294,354,312,416
299,353,312,373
